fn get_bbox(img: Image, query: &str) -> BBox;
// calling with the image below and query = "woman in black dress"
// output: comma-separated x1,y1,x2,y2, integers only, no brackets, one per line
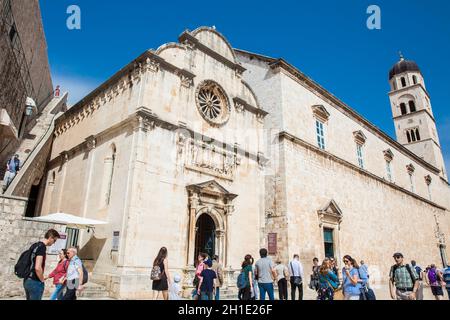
152,247,171,300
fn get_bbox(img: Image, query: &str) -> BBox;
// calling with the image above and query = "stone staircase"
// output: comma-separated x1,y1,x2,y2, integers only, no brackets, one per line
3,93,67,196
78,282,112,300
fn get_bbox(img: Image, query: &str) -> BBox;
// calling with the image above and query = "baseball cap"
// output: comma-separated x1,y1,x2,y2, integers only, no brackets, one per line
393,252,404,258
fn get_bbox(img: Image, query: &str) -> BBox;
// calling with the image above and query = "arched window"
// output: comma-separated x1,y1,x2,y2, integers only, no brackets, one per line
406,131,411,143
401,77,407,87
413,75,418,84
101,144,117,207
409,101,416,113
400,103,407,115
416,129,421,141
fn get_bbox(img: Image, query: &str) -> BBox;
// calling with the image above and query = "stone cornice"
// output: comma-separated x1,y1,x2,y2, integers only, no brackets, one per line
265,58,441,175
55,51,196,135
405,138,442,150
179,31,246,75
278,131,447,211
393,109,436,123
388,82,430,99
233,97,268,118
51,107,267,167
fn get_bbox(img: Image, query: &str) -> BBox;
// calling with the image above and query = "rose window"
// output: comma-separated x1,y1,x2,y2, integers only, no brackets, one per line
195,80,230,126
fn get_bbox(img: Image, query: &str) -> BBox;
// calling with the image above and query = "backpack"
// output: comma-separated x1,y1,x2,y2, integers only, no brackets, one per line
391,264,417,285
415,266,423,281
151,265,162,281
237,272,247,290
81,262,89,285
428,268,439,285
14,243,40,279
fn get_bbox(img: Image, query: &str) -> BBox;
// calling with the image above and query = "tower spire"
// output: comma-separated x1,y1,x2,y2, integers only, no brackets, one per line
398,51,404,61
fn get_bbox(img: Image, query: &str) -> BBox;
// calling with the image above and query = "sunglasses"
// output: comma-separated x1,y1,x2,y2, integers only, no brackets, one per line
394,256,402,259
343,260,350,263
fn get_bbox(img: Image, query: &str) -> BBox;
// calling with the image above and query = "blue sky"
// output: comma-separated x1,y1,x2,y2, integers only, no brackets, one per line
40,0,450,169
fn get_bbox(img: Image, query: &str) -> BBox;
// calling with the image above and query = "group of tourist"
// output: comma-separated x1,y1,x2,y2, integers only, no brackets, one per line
15,229,87,300
16,230,450,301
390,254,450,301
150,246,450,301
151,248,224,300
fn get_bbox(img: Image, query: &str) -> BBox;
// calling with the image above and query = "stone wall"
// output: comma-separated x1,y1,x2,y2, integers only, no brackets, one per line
0,195,64,298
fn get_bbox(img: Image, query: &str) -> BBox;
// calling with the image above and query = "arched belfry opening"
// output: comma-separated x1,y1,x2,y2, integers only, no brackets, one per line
186,180,237,267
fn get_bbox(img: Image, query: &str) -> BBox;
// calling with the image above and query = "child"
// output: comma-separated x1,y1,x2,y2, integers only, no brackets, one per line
169,274,182,300
197,259,216,300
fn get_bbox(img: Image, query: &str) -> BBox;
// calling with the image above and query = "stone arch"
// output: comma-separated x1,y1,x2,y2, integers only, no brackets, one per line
195,206,225,231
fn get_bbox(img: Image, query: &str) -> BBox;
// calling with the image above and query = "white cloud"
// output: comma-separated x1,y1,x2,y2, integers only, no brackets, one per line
52,74,101,107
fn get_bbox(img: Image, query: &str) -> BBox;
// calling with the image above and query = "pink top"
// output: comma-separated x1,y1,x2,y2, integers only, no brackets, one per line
48,259,68,285
196,262,205,279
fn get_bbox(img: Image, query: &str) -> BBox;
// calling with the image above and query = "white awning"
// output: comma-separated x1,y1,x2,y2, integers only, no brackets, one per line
31,213,108,229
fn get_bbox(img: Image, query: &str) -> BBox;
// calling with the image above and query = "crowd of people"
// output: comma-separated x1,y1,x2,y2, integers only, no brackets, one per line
14,230,450,301
15,229,88,300
150,247,450,301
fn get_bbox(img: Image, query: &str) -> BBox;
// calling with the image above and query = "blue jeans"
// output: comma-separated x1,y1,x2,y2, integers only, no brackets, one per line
24,279,45,300
201,292,213,300
215,288,220,300
259,283,275,301
50,284,65,300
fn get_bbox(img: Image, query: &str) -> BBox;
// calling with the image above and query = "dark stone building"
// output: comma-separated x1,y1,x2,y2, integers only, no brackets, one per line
0,0,53,173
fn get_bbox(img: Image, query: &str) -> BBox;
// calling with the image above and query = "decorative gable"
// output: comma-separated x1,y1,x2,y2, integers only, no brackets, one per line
353,130,367,145
406,163,415,175
318,199,343,226
312,105,330,122
383,149,394,162
186,180,238,201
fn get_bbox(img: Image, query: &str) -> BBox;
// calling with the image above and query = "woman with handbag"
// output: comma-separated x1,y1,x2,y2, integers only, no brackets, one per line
342,255,362,300
317,258,340,300
309,257,320,291
151,247,171,300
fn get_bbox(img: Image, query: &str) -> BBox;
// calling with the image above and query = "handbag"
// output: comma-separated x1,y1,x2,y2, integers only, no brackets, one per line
151,265,162,281
290,262,302,285
357,269,376,300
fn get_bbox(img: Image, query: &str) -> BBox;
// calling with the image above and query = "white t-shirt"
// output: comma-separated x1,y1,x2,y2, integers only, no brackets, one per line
275,264,288,281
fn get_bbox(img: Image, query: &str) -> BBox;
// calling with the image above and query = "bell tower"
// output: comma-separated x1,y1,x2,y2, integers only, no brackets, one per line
388,53,447,179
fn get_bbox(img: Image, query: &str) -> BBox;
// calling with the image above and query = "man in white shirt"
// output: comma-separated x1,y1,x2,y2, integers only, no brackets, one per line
288,254,304,300
62,247,84,300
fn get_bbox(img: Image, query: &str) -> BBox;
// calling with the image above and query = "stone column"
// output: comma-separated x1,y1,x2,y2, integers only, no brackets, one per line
224,203,234,269
56,152,69,212
187,192,199,266
82,136,96,217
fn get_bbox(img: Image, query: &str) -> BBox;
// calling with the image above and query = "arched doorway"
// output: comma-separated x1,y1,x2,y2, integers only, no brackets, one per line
194,214,216,262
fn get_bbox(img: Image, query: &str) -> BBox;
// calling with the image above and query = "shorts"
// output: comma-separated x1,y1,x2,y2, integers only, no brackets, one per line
431,286,444,296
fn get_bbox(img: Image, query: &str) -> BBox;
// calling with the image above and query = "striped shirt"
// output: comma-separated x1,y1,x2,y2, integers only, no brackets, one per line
443,267,450,289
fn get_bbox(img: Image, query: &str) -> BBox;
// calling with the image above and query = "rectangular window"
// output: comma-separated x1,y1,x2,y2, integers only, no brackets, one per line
356,144,364,169
316,120,326,150
66,228,80,249
386,160,393,182
323,228,334,258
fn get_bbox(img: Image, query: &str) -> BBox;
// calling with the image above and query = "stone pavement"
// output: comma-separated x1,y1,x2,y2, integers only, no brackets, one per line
3,282,449,300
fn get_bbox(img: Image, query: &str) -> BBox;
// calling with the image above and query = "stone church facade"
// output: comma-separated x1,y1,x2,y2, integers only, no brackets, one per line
34,27,449,299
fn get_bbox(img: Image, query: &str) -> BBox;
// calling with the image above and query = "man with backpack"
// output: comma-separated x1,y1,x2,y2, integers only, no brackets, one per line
425,264,445,300
389,252,419,300
62,247,86,300
15,229,60,300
